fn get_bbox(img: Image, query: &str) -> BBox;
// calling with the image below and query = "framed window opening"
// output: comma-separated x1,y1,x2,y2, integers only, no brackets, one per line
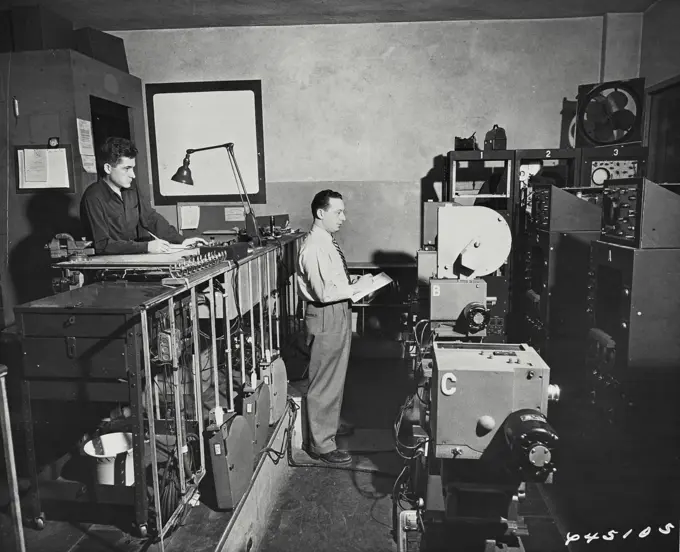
146,80,266,206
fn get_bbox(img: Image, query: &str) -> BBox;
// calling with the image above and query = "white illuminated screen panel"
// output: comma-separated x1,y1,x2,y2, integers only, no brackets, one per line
153,90,260,198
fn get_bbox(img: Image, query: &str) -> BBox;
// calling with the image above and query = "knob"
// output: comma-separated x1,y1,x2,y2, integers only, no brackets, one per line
478,415,496,432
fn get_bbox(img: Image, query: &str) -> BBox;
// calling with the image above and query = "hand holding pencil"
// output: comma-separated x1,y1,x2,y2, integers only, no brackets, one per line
146,231,172,254
146,230,208,254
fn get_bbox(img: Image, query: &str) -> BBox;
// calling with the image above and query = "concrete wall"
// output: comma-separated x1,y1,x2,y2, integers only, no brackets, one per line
114,16,638,262
602,13,643,81
640,0,680,87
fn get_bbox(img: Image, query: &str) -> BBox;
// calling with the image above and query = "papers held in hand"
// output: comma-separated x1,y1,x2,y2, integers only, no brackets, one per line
351,272,393,303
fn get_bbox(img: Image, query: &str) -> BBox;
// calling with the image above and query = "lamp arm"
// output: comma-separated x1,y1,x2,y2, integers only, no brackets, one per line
225,146,255,215
226,146,262,244
185,142,234,155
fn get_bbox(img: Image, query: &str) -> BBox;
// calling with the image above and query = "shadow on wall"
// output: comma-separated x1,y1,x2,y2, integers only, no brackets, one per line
420,154,448,251
9,192,82,308
421,154,447,204
356,250,417,340
371,249,417,302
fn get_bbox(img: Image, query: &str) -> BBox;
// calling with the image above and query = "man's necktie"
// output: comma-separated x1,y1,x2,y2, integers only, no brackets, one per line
333,236,351,284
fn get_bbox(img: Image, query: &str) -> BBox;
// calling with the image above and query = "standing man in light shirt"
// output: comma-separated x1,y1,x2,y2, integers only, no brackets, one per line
297,190,373,465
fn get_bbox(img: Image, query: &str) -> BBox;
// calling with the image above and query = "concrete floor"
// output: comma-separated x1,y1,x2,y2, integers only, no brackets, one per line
260,339,567,552
261,340,409,552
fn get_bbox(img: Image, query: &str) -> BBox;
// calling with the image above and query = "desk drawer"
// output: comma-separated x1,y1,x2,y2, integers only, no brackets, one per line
20,312,131,338
22,337,129,379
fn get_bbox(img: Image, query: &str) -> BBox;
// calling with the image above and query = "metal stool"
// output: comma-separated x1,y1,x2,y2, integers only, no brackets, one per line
1,364,26,552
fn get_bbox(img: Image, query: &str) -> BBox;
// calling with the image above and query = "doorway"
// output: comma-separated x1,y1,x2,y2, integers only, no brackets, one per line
89,96,132,173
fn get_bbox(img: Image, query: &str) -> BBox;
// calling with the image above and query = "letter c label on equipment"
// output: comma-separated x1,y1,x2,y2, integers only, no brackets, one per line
441,373,457,396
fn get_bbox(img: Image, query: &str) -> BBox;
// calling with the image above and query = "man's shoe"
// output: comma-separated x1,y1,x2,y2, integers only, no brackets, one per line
336,423,355,437
307,449,352,465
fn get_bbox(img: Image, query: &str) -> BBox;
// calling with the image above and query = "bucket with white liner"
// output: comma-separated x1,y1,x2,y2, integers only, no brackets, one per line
83,432,135,486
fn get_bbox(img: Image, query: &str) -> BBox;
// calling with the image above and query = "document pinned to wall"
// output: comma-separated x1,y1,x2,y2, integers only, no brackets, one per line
23,149,48,182
16,146,72,191
81,155,97,174
224,207,246,221
179,205,201,230
76,118,95,156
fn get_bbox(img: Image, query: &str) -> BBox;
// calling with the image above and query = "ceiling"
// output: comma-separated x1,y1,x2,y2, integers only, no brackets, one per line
7,0,659,31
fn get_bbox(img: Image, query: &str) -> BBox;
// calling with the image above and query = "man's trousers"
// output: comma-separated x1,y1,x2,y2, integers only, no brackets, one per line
304,300,352,455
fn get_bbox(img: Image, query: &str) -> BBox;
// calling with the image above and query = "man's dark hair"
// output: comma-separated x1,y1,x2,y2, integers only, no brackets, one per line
99,137,138,170
311,189,343,219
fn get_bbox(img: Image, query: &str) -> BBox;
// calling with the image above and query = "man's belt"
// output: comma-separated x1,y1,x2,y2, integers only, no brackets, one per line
307,299,350,308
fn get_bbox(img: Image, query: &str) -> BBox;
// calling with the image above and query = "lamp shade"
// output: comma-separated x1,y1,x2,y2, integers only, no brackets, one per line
171,158,194,185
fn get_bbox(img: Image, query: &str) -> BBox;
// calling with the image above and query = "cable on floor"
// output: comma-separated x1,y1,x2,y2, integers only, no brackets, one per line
258,397,401,477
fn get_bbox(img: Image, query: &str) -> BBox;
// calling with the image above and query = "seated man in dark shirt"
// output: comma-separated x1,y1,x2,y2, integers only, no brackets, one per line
81,137,206,255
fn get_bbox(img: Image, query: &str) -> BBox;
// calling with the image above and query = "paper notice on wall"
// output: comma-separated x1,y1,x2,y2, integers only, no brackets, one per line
76,118,95,157
224,207,245,221
179,205,201,230
24,149,48,182
81,154,98,174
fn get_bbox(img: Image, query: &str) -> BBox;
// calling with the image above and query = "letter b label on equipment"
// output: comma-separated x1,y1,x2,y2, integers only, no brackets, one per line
432,285,440,297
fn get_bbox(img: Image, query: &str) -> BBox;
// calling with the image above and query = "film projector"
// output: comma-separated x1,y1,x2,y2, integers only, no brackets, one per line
397,205,561,552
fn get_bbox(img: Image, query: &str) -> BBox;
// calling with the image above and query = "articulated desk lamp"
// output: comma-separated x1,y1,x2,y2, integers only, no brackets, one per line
171,142,262,246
